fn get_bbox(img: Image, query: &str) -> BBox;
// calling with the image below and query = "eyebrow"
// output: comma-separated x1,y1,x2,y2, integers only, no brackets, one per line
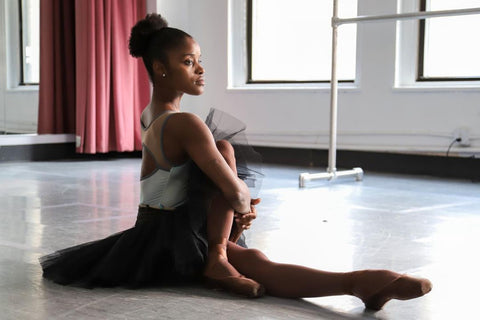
182,53,201,57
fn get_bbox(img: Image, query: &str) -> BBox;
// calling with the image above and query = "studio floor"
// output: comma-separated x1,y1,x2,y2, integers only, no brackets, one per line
1,158,479,320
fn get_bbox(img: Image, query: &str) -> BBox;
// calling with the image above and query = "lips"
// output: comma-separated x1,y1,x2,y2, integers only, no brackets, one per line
195,78,205,86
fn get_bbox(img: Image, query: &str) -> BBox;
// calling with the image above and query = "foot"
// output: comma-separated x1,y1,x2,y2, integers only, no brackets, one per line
349,270,432,310
203,244,265,298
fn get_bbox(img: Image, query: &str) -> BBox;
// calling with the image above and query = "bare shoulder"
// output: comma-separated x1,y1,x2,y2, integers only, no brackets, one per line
165,112,213,141
169,112,204,126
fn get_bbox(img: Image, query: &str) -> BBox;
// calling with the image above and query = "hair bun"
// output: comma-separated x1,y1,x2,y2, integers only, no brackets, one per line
129,13,168,58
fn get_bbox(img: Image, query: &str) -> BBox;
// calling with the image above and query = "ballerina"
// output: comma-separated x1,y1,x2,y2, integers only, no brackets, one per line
40,13,431,310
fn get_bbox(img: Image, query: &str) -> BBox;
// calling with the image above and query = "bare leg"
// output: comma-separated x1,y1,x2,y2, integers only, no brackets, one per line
202,140,264,297
205,140,238,247
204,140,432,306
227,242,432,310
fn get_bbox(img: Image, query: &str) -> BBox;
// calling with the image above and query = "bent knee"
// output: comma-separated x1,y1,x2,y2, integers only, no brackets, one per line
216,140,234,155
216,140,235,161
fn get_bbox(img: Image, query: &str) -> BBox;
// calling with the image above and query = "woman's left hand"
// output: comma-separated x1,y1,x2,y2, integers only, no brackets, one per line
234,198,260,230
230,198,260,243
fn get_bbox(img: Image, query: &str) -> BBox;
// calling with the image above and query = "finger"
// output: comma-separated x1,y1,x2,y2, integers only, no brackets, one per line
235,215,256,224
251,198,261,205
236,217,248,225
235,213,248,220
239,213,256,221
246,211,257,219
241,222,252,229
236,219,250,228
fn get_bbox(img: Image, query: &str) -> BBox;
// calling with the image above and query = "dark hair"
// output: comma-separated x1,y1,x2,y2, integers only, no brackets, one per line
129,13,192,81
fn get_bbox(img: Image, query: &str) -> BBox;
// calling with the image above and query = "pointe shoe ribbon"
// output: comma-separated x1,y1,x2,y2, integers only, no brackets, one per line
205,274,266,298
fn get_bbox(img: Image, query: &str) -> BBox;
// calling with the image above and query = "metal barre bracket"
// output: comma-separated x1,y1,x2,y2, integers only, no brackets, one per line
299,167,363,188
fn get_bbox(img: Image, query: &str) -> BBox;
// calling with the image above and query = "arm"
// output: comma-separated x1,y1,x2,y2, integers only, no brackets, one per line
171,113,251,214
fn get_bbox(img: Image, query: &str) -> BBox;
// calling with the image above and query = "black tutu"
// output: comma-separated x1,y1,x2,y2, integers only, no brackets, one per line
40,108,263,288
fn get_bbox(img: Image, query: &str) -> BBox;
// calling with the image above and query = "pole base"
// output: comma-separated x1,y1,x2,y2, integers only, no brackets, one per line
299,167,363,188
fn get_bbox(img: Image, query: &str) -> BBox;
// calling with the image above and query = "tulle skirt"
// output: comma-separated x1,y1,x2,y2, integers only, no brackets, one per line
40,108,263,288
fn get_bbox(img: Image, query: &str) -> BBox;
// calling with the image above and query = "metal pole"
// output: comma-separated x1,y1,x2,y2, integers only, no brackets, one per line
299,0,363,187
335,7,480,26
328,0,339,175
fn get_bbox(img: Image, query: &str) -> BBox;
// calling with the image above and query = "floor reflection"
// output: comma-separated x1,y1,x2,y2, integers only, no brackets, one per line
0,159,479,319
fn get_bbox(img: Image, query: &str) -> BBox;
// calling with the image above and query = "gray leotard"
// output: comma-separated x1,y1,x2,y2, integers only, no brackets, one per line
139,111,190,210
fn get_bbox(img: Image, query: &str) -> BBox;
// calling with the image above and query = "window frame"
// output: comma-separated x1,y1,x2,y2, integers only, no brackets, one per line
417,0,480,82
18,0,39,86
246,0,354,84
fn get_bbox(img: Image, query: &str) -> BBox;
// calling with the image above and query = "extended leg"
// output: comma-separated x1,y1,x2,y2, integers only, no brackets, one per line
227,242,431,309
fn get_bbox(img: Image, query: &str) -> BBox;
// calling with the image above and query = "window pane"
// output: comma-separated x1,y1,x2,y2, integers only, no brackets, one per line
250,0,357,82
21,0,40,84
422,0,480,79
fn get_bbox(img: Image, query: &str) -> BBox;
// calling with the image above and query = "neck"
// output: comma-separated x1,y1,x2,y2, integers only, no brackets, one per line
150,85,183,113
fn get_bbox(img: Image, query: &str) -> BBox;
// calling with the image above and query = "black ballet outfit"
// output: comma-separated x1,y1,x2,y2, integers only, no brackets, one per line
39,108,262,288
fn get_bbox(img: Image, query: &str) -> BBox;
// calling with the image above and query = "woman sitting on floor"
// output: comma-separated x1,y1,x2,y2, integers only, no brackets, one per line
40,13,432,311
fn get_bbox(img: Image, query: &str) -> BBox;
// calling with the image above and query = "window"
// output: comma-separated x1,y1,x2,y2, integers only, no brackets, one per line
248,0,357,83
418,0,480,81
20,0,40,85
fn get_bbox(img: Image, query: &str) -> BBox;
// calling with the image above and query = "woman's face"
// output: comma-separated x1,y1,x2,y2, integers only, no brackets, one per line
163,37,205,96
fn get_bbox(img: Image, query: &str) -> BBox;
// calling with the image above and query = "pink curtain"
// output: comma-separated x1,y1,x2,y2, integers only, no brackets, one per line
38,0,76,134
38,0,150,153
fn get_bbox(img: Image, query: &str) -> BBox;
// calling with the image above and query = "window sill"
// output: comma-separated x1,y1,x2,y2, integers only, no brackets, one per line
7,85,39,93
394,81,480,92
226,82,359,93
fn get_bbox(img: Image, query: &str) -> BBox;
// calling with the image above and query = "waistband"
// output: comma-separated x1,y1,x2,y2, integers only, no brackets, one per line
136,205,188,225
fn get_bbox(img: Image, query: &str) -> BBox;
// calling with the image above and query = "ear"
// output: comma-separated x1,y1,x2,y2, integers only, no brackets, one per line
152,61,166,76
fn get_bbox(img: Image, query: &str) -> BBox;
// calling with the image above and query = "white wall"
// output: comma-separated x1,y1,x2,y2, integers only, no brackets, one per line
164,0,480,157
153,0,190,31
2,0,479,157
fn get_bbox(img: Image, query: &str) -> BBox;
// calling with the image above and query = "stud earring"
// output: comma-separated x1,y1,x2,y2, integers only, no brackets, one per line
162,73,166,78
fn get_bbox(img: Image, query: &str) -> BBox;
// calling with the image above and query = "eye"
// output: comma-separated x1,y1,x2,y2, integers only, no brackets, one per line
184,59,194,66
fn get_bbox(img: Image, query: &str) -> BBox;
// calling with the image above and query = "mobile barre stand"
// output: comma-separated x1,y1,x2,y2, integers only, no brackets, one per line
299,1,480,188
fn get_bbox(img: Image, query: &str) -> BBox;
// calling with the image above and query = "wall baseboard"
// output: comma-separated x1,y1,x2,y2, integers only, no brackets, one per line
254,146,480,182
1,142,478,181
0,143,77,162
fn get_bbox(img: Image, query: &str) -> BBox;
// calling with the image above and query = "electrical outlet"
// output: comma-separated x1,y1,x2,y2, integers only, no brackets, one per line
452,127,471,147
75,135,82,148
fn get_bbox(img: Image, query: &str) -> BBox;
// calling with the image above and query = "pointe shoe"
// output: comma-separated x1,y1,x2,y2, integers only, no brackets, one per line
363,275,432,310
205,274,266,298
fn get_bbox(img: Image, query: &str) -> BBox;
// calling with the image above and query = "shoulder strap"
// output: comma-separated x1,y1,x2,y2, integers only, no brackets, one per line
142,112,177,169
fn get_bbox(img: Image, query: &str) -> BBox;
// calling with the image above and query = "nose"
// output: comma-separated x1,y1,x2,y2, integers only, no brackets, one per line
197,63,205,75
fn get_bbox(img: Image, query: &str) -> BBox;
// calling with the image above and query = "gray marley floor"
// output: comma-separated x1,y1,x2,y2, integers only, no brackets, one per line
1,159,479,320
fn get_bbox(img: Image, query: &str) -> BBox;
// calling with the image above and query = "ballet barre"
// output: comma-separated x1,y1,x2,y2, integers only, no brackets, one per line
299,1,480,188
